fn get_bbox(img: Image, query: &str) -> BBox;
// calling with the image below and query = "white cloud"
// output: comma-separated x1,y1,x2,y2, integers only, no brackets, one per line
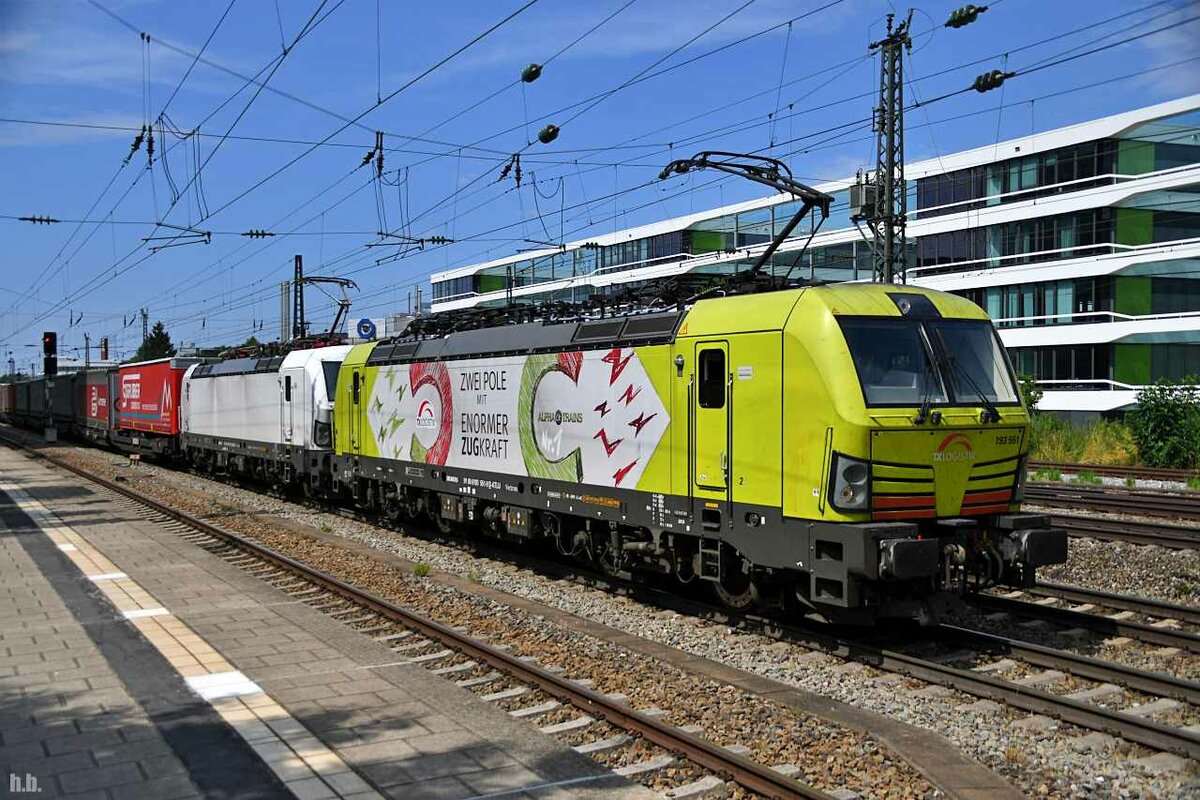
1133,8,1200,96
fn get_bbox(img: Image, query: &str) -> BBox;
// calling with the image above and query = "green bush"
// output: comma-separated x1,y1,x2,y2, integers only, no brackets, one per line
1074,470,1102,485
1129,378,1200,469
1188,477,1200,491
412,563,431,578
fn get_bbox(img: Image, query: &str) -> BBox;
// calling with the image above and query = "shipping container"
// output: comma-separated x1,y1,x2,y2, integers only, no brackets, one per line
75,369,113,443
50,373,76,430
112,358,200,453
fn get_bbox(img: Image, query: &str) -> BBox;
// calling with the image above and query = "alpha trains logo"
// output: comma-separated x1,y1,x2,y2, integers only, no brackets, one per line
538,409,584,425
933,432,976,463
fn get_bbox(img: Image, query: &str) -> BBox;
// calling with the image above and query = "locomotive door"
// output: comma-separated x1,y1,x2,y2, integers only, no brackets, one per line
693,341,730,496
350,369,363,452
280,371,295,443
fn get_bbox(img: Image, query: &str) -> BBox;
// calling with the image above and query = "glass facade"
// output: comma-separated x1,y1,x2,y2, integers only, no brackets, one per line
915,139,1119,218
1008,345,1112,385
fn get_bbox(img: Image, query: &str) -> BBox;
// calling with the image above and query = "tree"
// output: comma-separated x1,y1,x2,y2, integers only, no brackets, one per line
1018,375,1043,416
130,321,176,362
1129,377,1200,469
241,335,261,348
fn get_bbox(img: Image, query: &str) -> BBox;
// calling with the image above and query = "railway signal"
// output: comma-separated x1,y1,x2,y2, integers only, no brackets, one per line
42,331,57,378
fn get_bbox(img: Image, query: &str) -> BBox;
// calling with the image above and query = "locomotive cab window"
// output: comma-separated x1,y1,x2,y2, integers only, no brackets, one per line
697,348,726,409
929,320,1020,405
839,319,946,407
839,317,1020,407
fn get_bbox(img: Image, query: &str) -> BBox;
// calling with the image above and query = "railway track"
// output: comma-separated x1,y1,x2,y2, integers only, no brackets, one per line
1029,461,1200,484
967,591,1198,653
0,434,839,800
10,434,1200,766
303,497,1200,761
1023,582,1200,627
1050,513,1200,551
1025,485,1200,520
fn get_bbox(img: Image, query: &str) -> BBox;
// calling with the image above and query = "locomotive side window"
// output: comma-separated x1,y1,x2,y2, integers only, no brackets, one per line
352,371,361,404
284,375,292,402
697,349,726,409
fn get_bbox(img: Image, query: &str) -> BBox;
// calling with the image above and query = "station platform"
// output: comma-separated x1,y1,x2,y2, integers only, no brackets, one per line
0,446,653,800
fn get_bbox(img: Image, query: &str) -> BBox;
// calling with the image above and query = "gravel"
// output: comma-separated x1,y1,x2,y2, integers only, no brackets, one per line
31,439,1200,799
1037,536,1199,608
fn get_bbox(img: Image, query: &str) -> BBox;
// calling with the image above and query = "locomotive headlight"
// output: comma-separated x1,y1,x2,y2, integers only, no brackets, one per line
830,454,870,512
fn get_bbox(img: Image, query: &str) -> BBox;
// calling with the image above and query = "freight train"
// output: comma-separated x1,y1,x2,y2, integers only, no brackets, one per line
0,283,1067,623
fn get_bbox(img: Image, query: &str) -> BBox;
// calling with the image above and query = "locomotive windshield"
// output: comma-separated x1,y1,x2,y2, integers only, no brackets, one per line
321,361,341,401
839,318,1018,408
928,320,1019,405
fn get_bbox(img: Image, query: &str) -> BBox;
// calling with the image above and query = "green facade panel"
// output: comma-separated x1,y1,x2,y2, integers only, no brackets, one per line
689,230,726,254
1115,275,1152,316
1115,208,1153,246
1117,138,1155,175
1114,343,1151,385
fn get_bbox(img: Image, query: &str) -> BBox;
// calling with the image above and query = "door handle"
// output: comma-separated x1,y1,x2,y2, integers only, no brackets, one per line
720,450,728,480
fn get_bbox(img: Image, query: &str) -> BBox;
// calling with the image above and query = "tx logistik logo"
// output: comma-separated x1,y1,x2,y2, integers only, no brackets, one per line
537,409,584,426
933,432,976,463
415,399,438,429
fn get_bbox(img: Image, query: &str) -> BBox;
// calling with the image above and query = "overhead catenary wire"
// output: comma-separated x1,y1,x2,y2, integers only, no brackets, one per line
388,0,1166,258
157,51,1199,340
1,0,350,346
25,2,548,337
11,0,1189,352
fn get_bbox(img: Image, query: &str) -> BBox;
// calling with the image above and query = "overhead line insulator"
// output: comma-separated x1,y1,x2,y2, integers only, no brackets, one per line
242,229,275,238
19,215,61,225
521,63,542,83
972,69,1015,93
945,4,989,28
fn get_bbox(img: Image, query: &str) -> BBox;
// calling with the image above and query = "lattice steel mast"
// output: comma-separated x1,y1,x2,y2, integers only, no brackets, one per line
853,11,913,284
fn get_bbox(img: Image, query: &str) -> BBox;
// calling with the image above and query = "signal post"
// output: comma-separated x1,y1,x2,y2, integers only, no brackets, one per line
43,331,57,442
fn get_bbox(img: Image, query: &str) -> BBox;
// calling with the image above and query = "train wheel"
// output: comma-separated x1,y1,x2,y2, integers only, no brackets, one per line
712,568,759,612
381,494,402,523
403,492,422,520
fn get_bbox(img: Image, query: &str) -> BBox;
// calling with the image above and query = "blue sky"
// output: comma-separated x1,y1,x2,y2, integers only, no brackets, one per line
1,0,1197,366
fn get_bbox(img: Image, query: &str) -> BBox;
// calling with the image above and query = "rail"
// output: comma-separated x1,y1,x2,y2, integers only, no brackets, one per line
1,434,831,800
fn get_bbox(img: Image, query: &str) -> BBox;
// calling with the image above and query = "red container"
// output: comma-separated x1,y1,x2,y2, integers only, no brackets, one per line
114,358,191,436
76,370,111,430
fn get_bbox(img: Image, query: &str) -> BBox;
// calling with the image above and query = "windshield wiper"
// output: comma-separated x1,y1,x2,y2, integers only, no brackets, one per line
934,331,1001,423
913,356,942,425
946,355,1002,423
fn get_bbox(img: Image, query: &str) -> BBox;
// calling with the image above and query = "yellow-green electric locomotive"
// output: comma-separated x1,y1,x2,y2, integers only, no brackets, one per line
332,283,1065,623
